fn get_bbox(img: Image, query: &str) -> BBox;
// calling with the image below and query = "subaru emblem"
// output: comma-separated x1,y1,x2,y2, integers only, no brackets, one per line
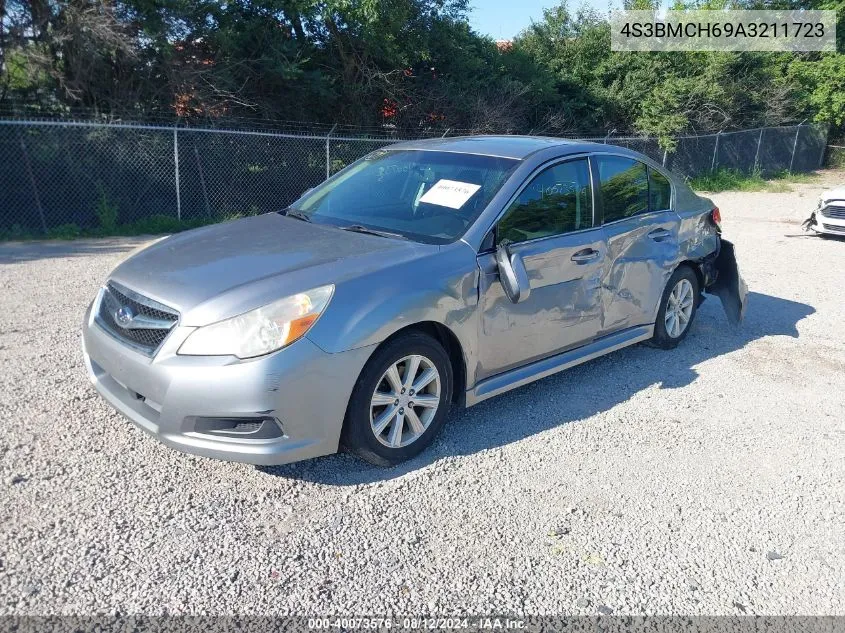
115,305,135,328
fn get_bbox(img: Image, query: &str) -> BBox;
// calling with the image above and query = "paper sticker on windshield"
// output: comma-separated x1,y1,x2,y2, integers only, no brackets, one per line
418,180,481,209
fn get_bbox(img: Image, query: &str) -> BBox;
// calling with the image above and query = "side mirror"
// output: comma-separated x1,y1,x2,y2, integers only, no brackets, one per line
495,243,530,303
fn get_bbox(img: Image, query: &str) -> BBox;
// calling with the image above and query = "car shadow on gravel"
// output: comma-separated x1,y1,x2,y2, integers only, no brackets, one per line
0,238,152,264
259,291,814,485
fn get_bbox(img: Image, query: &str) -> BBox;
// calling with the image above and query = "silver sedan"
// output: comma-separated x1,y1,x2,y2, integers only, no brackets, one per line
81,136,747,466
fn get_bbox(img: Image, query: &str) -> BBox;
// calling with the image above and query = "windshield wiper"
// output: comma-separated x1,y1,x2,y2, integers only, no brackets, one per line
341,224,408,240
279,208,312,223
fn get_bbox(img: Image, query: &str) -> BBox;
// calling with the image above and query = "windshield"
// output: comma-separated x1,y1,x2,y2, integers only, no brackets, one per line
288,149,519,244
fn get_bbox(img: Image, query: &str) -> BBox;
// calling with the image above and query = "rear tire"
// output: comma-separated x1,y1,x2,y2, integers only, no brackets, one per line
650,266,700,350
341,332,453,466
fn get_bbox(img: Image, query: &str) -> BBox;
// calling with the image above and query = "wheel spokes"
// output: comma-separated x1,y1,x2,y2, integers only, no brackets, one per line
412,368,437,393
384,364,403,393
412,394,439,408
669,289,679,307
370,354,442,448
372,405,397,435
403,355,421,389
665,278,695,339
371,391,396,406
405,408,425,435
387,411,404,447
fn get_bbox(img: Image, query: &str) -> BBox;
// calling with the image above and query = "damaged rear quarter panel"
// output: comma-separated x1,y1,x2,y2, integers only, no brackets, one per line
675,186,720,264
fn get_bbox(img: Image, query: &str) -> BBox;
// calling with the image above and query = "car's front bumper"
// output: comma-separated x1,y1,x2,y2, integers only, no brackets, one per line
81,300,376,465
813,209,845,236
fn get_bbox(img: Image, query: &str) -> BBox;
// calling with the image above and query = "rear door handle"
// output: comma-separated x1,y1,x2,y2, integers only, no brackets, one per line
648,228,671,241
571,248,600,264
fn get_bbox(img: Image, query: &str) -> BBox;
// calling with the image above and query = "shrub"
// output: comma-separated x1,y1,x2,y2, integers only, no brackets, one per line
46,223,82,239
95,184,119,232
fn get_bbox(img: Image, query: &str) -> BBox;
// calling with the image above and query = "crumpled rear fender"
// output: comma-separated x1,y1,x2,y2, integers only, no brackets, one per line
706,239,747,325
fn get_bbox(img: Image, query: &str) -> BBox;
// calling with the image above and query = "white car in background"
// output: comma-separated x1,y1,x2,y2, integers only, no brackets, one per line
805,187,845,236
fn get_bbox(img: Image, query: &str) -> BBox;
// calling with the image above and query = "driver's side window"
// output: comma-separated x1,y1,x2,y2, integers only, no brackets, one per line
498,158,593,244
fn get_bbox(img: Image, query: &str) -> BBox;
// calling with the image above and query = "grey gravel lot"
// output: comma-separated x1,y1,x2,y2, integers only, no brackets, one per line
1,175,844,616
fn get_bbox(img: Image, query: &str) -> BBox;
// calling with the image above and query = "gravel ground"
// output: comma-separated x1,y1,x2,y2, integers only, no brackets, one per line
1,173,844,617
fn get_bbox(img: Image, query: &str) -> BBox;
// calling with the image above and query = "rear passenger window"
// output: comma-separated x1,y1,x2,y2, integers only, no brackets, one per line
498,159,592,243
649,168,671,210
596,156,648,223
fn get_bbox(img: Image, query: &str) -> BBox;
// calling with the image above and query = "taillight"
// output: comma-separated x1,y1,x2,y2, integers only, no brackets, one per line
711,206,722,226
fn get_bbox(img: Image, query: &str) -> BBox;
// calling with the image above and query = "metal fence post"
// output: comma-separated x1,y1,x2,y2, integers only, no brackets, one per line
325,123,337,180
788,120,806,174
711,132,720,173
173,127,182,221
662,148,668,167
604,128,616,144
753,128,764,174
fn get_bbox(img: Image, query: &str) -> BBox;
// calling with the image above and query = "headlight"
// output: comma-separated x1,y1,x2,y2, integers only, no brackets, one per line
178,285,334,359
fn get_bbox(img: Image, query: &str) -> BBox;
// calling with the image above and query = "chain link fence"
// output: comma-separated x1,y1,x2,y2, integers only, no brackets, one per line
0,119,828,238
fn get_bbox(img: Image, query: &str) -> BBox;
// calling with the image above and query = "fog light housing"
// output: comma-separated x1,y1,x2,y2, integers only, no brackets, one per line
188,416,284,440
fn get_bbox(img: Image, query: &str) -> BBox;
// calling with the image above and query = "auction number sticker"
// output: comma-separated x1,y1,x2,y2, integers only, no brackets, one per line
418,180,482,209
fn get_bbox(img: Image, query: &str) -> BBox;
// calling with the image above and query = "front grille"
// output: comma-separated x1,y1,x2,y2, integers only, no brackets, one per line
96,282,179,355
822,223,845,234
821,205,845,219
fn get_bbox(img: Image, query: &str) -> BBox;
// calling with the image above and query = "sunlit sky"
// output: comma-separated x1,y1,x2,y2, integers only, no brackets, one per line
468,0,662,39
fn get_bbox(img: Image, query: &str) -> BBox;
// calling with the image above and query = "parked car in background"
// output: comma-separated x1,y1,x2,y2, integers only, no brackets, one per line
804,187,845,236
82,136,747,467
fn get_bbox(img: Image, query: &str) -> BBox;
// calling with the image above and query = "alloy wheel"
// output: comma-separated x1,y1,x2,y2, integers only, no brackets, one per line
370,354,441,448
665,278,695,338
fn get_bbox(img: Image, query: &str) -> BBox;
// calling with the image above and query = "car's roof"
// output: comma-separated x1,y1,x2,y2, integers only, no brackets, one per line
387,135,610,160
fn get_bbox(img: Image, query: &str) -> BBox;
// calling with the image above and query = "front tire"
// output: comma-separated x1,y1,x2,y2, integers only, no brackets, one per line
342,332,453,466
650,266,699,350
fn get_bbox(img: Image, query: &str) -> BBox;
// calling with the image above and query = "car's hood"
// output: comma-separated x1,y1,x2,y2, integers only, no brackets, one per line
110,214,433,326
820,187,845,204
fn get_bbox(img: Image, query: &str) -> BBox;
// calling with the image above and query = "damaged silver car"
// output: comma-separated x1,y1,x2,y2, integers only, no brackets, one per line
82,136,747,466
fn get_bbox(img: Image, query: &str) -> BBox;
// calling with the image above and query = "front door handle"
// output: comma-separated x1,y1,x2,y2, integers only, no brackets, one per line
571,248,600,264
648,228,671,241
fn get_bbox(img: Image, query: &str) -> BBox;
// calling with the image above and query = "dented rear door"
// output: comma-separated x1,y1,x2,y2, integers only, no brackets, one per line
593,155,681,335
